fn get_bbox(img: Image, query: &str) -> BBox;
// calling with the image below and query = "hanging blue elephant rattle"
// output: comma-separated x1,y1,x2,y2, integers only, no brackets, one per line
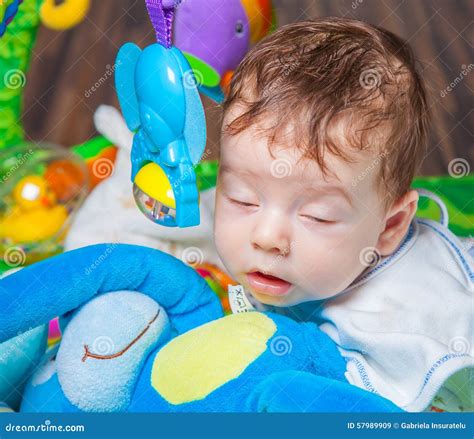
115,0,206,227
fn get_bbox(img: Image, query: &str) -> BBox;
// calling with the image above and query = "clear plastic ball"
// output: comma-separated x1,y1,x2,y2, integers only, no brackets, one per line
133,183,177,227
0,143,88,268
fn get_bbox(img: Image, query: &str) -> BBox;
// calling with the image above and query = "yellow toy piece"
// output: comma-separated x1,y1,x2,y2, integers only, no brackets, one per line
40,0,90,31
151,313,277,404
0,176,68,243
13,175,55,210
134,162,176,209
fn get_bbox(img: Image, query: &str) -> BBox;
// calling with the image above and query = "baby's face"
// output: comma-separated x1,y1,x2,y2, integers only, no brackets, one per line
214,114,391,307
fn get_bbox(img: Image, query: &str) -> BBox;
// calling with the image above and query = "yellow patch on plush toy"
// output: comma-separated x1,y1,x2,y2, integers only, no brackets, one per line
151,312,276,404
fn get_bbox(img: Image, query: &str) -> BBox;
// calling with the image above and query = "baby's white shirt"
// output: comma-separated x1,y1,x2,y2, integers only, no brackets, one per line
281,217,473,411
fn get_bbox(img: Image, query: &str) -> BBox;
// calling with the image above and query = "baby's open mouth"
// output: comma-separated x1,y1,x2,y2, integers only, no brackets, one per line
246,271,292,296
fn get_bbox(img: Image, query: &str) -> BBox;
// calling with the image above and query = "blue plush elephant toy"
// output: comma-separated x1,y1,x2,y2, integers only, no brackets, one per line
0,244,401,413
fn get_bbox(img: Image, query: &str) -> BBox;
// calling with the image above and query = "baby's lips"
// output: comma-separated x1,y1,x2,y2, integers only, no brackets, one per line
246,271,292,296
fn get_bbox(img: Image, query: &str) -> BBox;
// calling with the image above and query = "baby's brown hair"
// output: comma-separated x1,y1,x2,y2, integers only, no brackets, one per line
223,17,430,205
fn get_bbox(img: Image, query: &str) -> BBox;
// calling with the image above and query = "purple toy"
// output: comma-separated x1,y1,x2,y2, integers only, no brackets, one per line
173,0,274,101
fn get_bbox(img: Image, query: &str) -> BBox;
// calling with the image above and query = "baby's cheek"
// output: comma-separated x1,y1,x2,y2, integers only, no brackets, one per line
214,199,247,273
321,217,382,289
318,242,370,294
294,239,363,298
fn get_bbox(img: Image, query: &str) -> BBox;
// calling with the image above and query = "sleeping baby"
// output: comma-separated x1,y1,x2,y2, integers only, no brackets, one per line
212,18,473,412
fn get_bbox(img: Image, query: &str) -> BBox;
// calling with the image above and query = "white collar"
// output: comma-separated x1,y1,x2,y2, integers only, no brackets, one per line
344,220,419,293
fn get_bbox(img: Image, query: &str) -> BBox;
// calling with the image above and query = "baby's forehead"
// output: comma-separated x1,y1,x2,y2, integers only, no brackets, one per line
220,122,381,193
221,108,383,181
222,100,388,152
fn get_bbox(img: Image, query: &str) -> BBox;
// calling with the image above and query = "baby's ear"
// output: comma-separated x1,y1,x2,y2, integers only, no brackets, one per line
376,190,419,256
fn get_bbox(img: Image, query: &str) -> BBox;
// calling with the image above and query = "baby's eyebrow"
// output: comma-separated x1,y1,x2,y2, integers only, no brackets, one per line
219,164,235,174
219,164,258,179
306,185,354,207
220,163,353,206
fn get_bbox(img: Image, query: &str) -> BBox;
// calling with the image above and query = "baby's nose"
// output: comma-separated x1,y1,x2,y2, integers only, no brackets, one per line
250,213,291,255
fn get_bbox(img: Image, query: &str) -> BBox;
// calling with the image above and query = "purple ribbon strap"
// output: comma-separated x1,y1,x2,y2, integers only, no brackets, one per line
145,0,177,48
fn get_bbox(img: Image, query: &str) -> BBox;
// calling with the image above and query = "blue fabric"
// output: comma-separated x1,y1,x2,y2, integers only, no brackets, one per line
129,312,353,412
21,366,77,413
0,325,48,410
249,371,402,412
0,244,223,343
0,245,402,412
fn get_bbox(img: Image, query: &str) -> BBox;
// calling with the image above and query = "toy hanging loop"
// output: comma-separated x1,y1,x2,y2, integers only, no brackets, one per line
145,0,176,48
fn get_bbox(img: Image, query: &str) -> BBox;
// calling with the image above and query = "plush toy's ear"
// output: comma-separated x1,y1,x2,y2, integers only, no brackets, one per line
93,105,133,152
115,42,142,132
0,244,223,343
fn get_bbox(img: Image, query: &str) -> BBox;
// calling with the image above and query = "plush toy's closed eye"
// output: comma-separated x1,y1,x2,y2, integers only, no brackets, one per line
53,291,169,412
82,309,160,362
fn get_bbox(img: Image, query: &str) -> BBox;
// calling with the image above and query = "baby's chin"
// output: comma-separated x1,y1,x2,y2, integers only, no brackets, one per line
249,289,291,307
246,282,334,308
247,286,311,308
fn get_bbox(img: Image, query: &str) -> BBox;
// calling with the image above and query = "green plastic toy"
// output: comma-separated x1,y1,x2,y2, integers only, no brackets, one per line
0,0,42,150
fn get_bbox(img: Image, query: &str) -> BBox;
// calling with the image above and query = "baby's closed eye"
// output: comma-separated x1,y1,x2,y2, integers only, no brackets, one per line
299,214,336,224
227,196,259,208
